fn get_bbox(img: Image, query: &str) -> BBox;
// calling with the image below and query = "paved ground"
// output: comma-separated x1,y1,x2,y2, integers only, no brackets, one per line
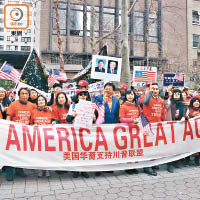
0,164,200,200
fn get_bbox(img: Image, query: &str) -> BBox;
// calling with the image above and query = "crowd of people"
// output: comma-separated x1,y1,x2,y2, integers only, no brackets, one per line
0,79,200,181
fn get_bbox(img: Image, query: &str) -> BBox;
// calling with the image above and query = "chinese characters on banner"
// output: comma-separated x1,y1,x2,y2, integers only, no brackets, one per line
1,117,200,171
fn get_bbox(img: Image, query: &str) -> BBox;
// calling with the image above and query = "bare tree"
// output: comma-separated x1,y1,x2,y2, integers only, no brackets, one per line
89,0,137,85
54,0,64,72
121,0,131,85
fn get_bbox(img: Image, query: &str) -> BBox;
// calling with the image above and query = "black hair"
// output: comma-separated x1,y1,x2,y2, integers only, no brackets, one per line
30,89,38,93
114,88,121,92
189,97,200,108
18,87,29,96
98,60,104,64
53,83,62,89
76,91,91,102
36,95,47,106
124,90,137,104
104,82,115,91
56,92,70,109
171,89,183,102
151,83,158,86
29,89,38,99
146,84,150,88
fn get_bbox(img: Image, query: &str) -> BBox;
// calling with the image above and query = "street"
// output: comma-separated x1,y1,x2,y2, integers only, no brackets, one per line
0,164,200,200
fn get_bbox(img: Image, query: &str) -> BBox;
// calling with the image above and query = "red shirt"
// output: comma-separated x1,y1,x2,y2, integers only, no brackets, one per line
52,106,69,124
143,97,166,122
119,102,139,123
7,100,36,125
189,108,200,118
0,111,2,119
138,92,146,113
31,108,53,125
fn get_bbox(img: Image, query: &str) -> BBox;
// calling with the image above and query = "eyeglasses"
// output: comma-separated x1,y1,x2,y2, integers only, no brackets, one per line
79,93,87,96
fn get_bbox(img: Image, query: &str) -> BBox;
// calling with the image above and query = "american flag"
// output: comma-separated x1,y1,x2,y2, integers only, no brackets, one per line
48,69,67,87
92,96,105,124
0,62,22,83
139,113,154,136
174,72,184,82
134,70,156,82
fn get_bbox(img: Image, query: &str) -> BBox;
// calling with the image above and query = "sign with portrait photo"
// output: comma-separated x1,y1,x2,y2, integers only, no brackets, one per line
91,55,122,82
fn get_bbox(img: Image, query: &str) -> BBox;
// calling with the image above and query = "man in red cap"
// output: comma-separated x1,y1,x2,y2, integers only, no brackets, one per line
119,83,128,101
71,80,89,104
78,80,89,91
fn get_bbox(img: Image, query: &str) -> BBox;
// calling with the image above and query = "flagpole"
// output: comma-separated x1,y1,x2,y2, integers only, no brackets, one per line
0,61,7,71
20,48,33,75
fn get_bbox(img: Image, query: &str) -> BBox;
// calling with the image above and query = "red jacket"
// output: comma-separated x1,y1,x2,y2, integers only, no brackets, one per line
143,97,166,122
119,102,139,123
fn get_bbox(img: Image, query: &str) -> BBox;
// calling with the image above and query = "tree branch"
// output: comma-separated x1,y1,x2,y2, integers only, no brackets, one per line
95,0,138,44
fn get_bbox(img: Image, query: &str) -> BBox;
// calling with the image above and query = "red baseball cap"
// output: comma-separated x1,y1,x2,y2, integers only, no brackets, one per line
78,80,88,87
119,84,128,90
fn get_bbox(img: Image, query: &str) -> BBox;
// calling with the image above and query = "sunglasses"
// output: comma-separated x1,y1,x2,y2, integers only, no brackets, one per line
79,92,87,96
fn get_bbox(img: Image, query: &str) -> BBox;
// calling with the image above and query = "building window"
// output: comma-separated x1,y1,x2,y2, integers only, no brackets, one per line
103,7,115,36
193,60,198,66
0,36,4,41
6,45,18,51
149,13,158,43
51,56,59,64
0,18,3,23
0,27,4,32
21,37,31,42
7,36,10,41
52,3,67,35
192,11,200,24
0,8,3,14
193,34,200,48
70,4,83,36
0,45,3,50
21,46,31,51
133,11,144,41
86,6,100,37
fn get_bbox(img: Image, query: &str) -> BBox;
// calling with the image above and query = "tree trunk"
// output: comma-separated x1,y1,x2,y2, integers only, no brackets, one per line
90,1,96,55
121,0,131,86
55,0,64,71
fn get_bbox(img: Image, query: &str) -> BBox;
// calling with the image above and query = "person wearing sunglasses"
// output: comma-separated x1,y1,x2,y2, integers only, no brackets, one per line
66,89,97,179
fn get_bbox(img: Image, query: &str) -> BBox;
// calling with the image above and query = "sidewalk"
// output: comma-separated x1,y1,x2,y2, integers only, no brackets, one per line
0,164,200,200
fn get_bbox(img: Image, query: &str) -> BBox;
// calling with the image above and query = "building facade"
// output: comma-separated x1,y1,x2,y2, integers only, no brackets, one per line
188,0,200,81
0,0,41,68
39,0,190,80
1,0,198,85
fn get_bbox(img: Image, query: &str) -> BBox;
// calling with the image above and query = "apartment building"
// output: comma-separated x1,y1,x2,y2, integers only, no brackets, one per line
0,0,41,68
39,0,190,79
188,0,200,78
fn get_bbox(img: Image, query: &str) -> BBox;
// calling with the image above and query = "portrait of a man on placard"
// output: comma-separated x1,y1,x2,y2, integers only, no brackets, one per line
107,60,118,75
95,59,106,73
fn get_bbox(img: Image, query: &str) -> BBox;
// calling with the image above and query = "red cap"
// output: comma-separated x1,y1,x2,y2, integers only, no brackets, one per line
78,80,88,87
119,84,128,90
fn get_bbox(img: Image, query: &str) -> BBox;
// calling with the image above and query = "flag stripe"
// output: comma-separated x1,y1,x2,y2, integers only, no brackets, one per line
0,63,21,83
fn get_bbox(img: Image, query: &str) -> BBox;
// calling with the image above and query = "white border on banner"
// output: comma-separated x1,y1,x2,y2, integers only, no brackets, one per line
15,82,51,101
